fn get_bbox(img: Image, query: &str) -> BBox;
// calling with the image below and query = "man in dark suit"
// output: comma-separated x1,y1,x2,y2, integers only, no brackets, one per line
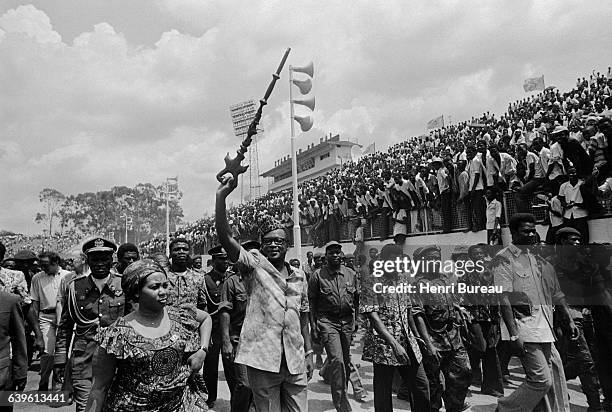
0,291,28,412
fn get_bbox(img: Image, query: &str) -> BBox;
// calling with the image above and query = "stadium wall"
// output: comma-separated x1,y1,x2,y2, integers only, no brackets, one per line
286,216,612,260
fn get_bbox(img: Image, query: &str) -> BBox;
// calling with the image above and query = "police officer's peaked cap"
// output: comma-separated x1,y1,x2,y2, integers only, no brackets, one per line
554,227,582,241
82,237,117,254
241,240,261,251
208,245,228,258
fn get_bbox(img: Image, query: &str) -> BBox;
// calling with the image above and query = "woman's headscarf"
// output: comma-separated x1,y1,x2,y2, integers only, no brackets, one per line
122,259,165,301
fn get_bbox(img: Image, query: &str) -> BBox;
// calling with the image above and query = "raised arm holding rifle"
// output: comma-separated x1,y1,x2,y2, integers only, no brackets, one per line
215,48,313,412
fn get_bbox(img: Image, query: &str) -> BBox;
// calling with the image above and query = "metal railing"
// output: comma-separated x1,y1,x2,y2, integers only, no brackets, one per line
293,191,612,247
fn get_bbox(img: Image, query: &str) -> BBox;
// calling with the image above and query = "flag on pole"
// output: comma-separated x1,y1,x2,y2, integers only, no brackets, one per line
523,75,545,92
427,115,444,129
361,142,376,156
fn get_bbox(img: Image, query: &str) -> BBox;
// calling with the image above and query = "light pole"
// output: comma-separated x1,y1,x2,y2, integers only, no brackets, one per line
164,177,178,256
121,214,128,243
289,61,314,261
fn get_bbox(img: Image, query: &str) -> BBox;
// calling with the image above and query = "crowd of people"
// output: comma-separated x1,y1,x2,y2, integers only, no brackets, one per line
1,67,612,412
140,67,612,254
0,232,83,259
2,184,612,411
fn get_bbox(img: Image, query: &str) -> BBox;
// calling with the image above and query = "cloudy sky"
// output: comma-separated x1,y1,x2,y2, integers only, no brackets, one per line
1,0,611,234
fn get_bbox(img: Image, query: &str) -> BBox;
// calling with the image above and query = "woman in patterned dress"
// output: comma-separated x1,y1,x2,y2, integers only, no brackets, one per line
359,244,431,412
86,259,212,412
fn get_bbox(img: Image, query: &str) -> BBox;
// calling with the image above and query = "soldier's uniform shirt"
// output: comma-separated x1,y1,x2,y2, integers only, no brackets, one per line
492,244,564,343
414,273,463,351
54,271,124,380
203,268,225,335
308,265,356,320
219,273,248,341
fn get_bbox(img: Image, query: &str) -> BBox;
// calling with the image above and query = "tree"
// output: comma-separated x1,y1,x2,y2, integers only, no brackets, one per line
36,188,65,235
40,181,184,243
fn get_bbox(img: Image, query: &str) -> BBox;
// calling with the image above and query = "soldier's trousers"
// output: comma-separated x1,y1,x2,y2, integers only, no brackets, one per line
593,306,612,410
72,378,91,412
422,345,472,412
555,319,602,410
320,356,367,398
203,336,223,403
221,340,253,412
318,317,353,412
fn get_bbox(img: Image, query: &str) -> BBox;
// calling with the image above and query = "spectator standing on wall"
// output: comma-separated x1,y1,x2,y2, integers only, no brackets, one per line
558,167,590,243
433,157,453,233
466,145,486,232
485,188,502,245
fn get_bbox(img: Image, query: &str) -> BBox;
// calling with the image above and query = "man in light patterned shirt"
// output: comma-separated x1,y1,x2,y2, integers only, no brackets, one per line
216,175,314,412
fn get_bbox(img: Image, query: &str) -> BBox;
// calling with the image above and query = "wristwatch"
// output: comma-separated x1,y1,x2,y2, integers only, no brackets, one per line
200,346,209,354
510,335,519,342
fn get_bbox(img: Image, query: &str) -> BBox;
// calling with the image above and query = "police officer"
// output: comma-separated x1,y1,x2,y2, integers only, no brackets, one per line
54,238,124,412
413,245,472,412
202,245,229,409
309,241,357,412
220,240,258,412
552,227,606,411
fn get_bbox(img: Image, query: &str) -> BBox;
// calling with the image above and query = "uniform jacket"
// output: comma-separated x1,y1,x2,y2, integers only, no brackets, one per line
0,292,27,389
54,271,124,380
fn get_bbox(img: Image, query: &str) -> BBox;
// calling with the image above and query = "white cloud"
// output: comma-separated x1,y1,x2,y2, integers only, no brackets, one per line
1,1,612,234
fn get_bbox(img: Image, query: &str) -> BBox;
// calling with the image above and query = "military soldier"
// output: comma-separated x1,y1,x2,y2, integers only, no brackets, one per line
54,238,124,412
309,241,358,412
413,245,472,412
202,245,229,409
220,240,258,412
552,227,606,411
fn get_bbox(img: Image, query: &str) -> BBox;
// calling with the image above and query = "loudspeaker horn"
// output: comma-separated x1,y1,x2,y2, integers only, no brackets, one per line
292,78,312,94
294,115,313,132
292,62,314,78
292,96,315,111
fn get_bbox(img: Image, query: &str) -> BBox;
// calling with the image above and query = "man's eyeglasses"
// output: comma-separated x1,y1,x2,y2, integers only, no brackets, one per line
262,237,286,246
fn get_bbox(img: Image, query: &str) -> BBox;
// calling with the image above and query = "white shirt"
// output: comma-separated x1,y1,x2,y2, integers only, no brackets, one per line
436,167,449,193
30,269,71,311
548,196,564,227
599,177,612,195
486,199,502,230
549,142,565,180
526,151,545,179
468,157,484,191
539,147,551,177
393,209,408,236
559,180,588,219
